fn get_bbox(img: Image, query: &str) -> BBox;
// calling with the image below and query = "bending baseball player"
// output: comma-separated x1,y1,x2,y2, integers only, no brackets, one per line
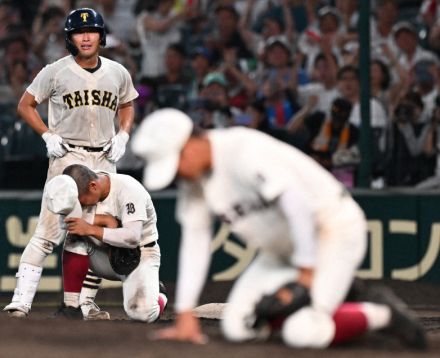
44,165,167,322
131,108,426,349
4,8,138,319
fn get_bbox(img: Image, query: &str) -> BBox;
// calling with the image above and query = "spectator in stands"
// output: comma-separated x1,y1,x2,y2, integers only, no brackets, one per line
32,6,68,64
298,6,345,76
370,0,399,58
337,65,388,183
311,97,359,187
392,21,437,72
257,35,299,130
97,0,137,44
370,58,392,113
416,95,440,189
412,59,438,123
241,98,270,133
204,4,253,62
335,0,358,33
153,43,191,110
239,0,295,59
386,91,435,186
136,0,189,81
219,46,257,110
190,71,238,129
297,49,340,115
188,46,217,101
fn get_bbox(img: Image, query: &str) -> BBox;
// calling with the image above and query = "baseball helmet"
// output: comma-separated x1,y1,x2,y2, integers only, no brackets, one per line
64,8,106,56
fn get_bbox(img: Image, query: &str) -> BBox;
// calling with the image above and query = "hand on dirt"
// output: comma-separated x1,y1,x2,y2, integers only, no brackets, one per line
150,312,208,344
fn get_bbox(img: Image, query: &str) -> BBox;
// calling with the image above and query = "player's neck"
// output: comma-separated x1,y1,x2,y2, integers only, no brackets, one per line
75,55,99,70
99,174,111,201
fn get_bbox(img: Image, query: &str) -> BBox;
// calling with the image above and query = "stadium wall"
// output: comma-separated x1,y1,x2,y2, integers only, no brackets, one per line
1,189,440,292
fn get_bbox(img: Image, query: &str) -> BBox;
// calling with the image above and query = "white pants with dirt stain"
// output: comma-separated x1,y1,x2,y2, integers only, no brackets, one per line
86,241,162,323
221,197,367,348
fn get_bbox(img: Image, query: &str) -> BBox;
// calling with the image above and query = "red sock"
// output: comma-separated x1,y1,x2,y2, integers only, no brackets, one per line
331,302,368,345
157,293,167,316
62,251,89,292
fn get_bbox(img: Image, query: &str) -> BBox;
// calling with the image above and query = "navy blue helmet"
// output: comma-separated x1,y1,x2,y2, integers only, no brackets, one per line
64,8,106,56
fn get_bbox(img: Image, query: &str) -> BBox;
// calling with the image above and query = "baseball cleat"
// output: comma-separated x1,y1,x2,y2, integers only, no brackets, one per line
81,302,110,321
54,303,83,319
3,302,29,318
6,309,28,318
350,281,427,350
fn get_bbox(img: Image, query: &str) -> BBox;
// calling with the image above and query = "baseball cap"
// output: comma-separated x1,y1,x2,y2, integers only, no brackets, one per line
191,46,214,63
317,6,341,23
131,108,193,191
265,35,291,53
392,21,417,38
45,175,82,218
202,72,228,87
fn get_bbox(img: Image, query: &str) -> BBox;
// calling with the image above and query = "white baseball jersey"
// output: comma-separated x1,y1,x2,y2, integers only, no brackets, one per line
94,172,159,247
178,127,352,250
175,127,367,318
27,55,138,147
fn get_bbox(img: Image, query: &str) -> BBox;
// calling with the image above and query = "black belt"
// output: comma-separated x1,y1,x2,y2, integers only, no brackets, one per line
67,144,104,152
143,241,157,248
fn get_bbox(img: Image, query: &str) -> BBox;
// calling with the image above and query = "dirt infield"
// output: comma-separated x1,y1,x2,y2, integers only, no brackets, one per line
1,280,440,358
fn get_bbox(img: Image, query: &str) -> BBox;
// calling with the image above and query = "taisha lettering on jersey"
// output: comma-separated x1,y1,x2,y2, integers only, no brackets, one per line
63,89,118,111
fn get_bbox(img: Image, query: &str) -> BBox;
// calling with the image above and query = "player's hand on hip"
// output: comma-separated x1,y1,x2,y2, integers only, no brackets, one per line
151,311,208,344
104,130,129,163
42,131,67,158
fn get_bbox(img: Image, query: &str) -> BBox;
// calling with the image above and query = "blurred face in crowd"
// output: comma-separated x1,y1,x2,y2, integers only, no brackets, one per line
338,70,359,100
312,57,333,83
5,40,28,65
319,14,339,34
395,30,417,54
71,29,101,59
376,0,398,26
165,47,185,74
191,55,210,79
9,61,28,85
217,9,238,38
200,82,228,106
266,43,290,68
158,0,175,16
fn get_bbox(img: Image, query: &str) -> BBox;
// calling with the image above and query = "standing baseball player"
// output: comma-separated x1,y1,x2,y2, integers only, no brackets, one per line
43,166,167,322
131,108,426,349
3,8,138,319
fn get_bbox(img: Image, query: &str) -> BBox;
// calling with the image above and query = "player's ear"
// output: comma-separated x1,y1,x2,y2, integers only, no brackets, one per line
88,181,98,192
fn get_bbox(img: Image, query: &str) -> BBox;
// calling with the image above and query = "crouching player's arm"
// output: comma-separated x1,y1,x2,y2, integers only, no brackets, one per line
65,216,143,248
154,225,212,344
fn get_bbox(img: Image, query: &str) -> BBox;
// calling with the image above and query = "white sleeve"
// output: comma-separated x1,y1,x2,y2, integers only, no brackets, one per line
279,186,317,268
26,64,53,104
102,221,143,248
174,225,212,312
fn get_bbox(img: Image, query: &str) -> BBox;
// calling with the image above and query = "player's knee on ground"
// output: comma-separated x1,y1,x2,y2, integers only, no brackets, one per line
124,297,160,323
282,307,335,348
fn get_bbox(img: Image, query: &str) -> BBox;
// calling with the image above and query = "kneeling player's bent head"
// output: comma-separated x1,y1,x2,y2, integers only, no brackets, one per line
63,164,100,205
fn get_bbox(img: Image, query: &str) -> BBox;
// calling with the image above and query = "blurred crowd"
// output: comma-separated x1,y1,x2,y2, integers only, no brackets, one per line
1,0,440,190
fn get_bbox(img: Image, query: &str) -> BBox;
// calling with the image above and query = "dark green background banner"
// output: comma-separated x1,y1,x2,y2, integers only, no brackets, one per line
1,189,440,292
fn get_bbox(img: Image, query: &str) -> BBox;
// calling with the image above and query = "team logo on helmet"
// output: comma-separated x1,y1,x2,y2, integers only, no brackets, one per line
80,12,89,22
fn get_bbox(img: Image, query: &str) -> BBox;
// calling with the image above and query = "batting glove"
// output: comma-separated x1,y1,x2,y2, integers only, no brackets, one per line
42,131,67,158
104,130,129,163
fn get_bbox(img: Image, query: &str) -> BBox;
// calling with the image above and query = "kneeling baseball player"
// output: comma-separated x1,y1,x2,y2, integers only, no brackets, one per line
45,165,167,322
132,108,427,349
